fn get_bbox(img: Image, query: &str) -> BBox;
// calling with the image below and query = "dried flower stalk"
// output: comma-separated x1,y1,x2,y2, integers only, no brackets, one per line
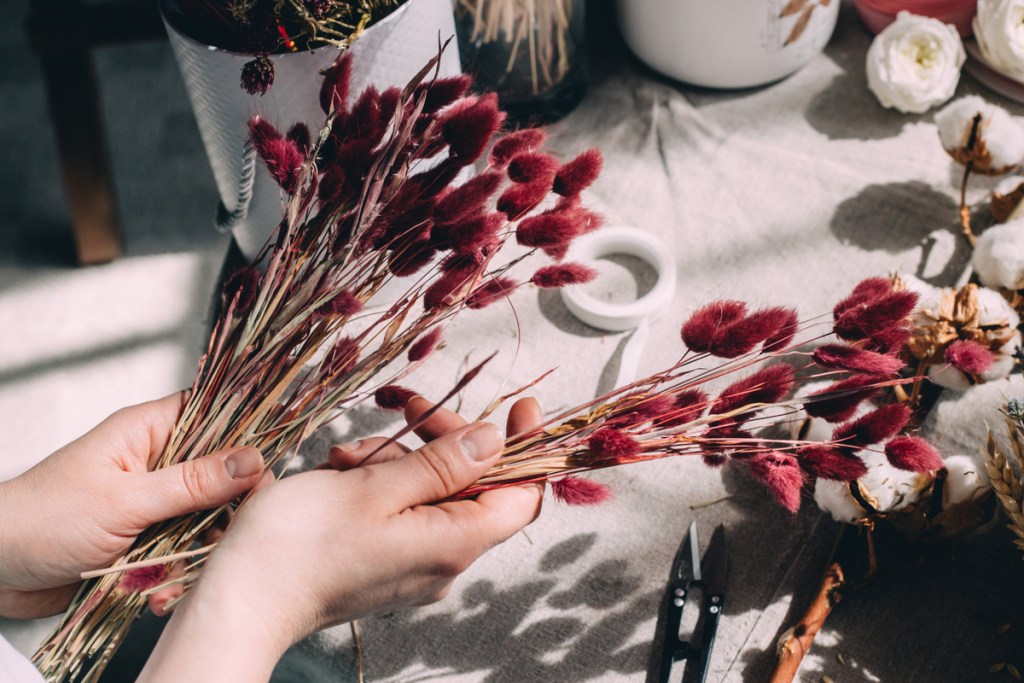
33,49,604,682
983,415,1024,559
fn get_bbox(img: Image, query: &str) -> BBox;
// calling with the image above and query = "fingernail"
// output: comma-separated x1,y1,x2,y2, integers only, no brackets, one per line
458,423,503,461
225,447,263,479
336,440,362,453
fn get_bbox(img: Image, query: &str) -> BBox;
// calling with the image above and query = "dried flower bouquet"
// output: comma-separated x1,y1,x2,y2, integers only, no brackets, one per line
33,50,604,682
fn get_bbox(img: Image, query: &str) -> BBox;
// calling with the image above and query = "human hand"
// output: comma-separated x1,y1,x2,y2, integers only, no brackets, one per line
138,397,543,682
0,393,266,619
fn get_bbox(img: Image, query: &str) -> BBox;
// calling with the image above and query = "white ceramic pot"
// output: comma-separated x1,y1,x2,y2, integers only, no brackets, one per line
162,0,462,261
615,0,840,89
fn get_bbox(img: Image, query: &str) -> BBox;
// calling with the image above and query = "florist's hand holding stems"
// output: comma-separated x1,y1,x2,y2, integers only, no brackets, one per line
138,396,543,682
0,393,267,620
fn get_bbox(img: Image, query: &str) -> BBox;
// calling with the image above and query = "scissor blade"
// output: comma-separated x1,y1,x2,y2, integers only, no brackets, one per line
670,521,698,581
703,525,728,595
689,521,702,582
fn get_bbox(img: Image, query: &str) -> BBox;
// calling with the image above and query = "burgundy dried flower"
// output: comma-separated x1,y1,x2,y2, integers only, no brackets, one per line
417,75,472,114
530,263,597,288
423,267,475,310
490,128,548,168
551,476,612,505
248,116,281,149
561,205,604,235
588,427,640,461
507,152,560,185
224,266,260,315
660,389,710,427
466,277,517,309
320,54,353,114
375,385,417,411
318,167,346,206
347,85,385,142
388,241,436,277
803,374,886,423
812,344,905,376
680,300,747,355
834,290,918,341
762,308,800,352
796,445,868,481
832,277,895,318
832,404,911,449
884,435,943,472
612,393,676,427
287,123,311,154
515,211,581,249
441,93,505,163
324,336,360,374
241,56,274,96
747,451,805,513
120,565,167,593
864,325,911,355
448,212,505,253
319,290,363,317
944,339,994,376
708,306,799,359
496,182,550,219
711,365,795,416
553,149,603,196
408,328,442,362
434,172,503,224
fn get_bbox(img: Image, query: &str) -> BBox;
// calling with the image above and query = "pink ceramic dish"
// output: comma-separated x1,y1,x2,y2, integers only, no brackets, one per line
852,0,976,37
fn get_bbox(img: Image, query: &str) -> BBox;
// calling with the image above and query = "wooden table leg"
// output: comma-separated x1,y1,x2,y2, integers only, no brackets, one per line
38,49,122,265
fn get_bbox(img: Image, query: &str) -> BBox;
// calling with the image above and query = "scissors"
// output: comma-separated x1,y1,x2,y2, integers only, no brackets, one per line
656,522,728,683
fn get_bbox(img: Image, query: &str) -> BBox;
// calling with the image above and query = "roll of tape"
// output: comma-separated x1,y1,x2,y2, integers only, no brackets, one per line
560,226,677,331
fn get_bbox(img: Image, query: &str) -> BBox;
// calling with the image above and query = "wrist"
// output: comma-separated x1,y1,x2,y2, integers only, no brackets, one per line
140,576,291,682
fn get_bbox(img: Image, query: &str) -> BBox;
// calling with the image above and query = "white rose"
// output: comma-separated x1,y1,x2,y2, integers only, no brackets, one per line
936,96,1024,173
974,218,1024,290
866,11,964,114
974,0,1024,82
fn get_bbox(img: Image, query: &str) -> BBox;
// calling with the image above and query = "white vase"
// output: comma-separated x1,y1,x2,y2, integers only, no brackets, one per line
616,0,840,89
162,0,462,261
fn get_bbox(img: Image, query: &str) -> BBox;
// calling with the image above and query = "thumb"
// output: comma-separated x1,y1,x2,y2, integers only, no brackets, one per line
372,423,503,509
132,446,265,523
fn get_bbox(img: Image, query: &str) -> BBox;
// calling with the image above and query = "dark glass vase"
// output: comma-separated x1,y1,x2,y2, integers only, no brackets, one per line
455,0,587,126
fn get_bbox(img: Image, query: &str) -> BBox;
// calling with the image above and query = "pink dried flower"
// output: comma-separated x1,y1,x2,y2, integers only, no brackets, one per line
248,116,281,150
812,344,905,375
388,241,435,277
709,306,799,359
612,393,676,427
287,123,311,154
507,152,560,185
680,300,747,355
711,365,795,416
834,290,918,341
530,263,597,288
319,290,363,317
375,385,417,411
660,389,710,427
560,205,604,235
241,56,274,96
796,445,868,481
434,172,503,224
553,149,603,196
320,54,352,113
944,339,994,376
324,336,360,374
832,404,911,449
833,277,894,318
441,93,505,163
747,451,805,513
550,476,612,505
120,565,167,593
249,118,304,193
803,374,886,423
762,308,800,351
884,435,943,471
865,325,911,355
423,267,475,310
489,128,548,168
588,427,640,461
515,211,581,249
466,277,517,309
348,85,385,143
417,75,472,114
224,266,260,315
447,212,505,253
408,328,442,363
496,182,550,219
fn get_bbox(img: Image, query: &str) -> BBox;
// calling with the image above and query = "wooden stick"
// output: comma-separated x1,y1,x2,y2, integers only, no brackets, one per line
769,563,845,683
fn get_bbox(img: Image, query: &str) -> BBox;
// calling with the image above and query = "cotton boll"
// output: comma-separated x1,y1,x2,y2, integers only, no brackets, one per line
935,96,1024,173
942,454,992,508
976,286,1021,328
991,176,1024,223
814,478,867,523
859,451,930,512
974,219,1024,290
